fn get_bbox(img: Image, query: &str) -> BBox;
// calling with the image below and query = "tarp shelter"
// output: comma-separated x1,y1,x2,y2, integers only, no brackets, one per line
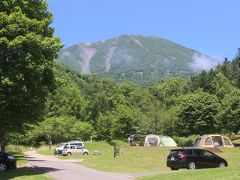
193,134,234,148
128,134,146,146
144,134,177,147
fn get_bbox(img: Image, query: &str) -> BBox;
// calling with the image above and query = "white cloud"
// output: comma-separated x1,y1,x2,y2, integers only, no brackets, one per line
189,53,218,72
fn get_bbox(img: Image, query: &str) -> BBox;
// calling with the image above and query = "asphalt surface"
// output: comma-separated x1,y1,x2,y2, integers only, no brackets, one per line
25,151,134,180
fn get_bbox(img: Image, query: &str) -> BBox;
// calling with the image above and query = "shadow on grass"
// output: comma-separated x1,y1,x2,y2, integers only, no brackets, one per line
0,166,62,180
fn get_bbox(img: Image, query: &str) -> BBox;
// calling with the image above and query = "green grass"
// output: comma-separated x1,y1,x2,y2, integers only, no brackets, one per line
0,167,51,180
80,141,172,173
37,142,240,175
139,168,240,180
37,145,56,156
0,145,51,180
37,141,172,172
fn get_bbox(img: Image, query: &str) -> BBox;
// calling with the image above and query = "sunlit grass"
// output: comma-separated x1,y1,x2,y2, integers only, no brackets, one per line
139,167,240,180
37,142,240,174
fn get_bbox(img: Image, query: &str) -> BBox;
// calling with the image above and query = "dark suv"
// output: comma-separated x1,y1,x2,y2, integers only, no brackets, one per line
167,148,227,170
0,152,16,172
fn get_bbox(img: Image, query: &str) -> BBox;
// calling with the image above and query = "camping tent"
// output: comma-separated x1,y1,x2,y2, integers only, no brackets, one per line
144,134,177,147
193,134,234,148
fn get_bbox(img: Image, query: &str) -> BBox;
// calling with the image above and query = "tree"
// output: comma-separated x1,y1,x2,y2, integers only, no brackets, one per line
150,78,188,107
29,117,75,149
45,84,89,120
70,121,93,141
95,112,115,142
211,73,235,99
0,0,62,151
175,91,219,136
217,90,240,133
111,104,140,140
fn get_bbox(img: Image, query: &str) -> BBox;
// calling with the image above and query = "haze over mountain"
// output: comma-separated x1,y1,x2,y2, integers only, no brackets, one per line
58,35,217,86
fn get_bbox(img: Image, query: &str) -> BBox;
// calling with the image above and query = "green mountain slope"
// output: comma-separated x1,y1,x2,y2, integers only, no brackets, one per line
58,35,209,86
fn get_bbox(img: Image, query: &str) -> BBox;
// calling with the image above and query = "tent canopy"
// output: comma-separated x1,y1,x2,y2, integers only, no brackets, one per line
144,134,177,147
193,134,234,148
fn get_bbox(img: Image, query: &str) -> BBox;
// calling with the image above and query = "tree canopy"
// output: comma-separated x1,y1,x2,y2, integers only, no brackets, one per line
0,0,62,151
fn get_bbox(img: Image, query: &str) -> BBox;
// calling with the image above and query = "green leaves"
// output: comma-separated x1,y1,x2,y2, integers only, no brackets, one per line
0,0,62,135
217,90,240,133
176,91,219,136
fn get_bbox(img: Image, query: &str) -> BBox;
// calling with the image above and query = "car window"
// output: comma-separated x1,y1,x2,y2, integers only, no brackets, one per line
223,137,232,145
193,149,203,156
70,146,75,149
204,137,212,145
184,150,193,155
203,150,216,157
169,150,183,156
212,136,223,146
193,139,201,147
76,146,82,149
64,145,70,149
71,143,83,146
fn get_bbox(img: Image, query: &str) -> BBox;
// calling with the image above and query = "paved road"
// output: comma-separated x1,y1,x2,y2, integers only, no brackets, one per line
25,151,134,180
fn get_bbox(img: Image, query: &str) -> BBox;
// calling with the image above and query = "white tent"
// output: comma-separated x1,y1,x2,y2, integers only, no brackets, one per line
144,134,177,147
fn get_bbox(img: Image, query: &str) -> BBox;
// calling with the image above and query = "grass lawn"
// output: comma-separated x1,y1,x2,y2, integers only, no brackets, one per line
0,145,51,180
139,168,240,180
37,141,240,177
81,141,172,173
37,145,56,156
1,167,51,180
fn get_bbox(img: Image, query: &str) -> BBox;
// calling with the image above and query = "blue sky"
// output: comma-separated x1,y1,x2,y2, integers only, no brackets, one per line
47,0,240,60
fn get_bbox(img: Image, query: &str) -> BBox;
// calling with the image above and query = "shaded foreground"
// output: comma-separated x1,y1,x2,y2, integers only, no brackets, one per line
1,167,50,180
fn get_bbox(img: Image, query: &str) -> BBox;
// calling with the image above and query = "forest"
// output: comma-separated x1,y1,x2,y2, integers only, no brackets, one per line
1,0,239,151
7,56,240,147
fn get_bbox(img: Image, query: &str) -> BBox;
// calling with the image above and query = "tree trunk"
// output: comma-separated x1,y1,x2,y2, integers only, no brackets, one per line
0,131,6,152
45,134,52,150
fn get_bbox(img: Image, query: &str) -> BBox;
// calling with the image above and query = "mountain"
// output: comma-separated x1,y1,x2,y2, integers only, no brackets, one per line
58,35,212,86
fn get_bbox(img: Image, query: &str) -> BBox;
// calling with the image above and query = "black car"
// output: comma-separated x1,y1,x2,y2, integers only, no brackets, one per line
167,148,227,170
0,152,17,172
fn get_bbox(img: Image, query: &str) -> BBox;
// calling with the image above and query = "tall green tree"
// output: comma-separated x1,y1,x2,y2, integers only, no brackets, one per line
150,78,188,107
217,90,240,133
111,104,140,140
0,0,62,151
176,91,219,136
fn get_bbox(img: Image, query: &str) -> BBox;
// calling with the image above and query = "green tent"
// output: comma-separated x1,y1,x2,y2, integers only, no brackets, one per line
159,136,177,147
144,134,177,147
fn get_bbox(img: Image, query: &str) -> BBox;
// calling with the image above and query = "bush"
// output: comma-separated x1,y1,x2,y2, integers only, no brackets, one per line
6,145,27,153
110,140,128,148
174,135,198,147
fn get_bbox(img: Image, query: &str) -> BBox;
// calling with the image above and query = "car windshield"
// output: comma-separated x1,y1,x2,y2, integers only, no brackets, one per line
57,143,65,147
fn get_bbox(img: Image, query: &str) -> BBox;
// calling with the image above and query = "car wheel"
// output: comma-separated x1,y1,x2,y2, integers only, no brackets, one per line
188,162,196,170
171,167,178,171
0,162,7,172
67,152,72,156
219,162,226,168
83,152,88,155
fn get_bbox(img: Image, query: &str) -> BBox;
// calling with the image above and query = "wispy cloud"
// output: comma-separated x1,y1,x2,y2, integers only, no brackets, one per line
189,54,219,72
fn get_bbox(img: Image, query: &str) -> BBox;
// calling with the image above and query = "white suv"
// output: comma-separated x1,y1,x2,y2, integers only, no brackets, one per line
54,141,84,155
62,145,89,156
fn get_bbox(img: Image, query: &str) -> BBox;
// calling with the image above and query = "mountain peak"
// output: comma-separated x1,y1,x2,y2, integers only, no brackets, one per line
58,35,214,86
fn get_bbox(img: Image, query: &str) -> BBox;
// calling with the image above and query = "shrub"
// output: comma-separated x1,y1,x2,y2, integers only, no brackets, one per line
174,135,198,147
6,145,27,153
110,140,128,148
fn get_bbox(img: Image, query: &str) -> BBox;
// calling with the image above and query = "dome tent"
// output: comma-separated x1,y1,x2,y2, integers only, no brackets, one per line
193,134,234,148
144,134,177,147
